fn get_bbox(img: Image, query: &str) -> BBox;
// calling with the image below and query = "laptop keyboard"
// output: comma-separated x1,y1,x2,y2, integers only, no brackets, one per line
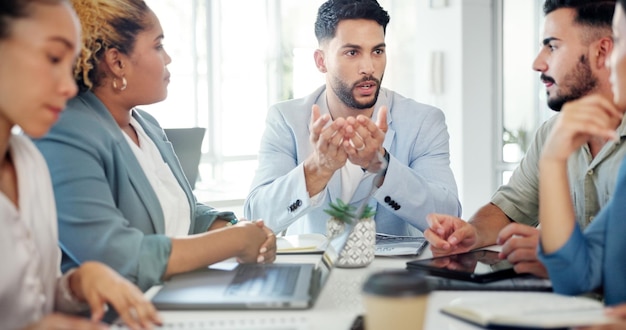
225,264,301,297
112,316,310,329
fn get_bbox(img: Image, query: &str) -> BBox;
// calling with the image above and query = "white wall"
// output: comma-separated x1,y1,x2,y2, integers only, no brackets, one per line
385,0,495,218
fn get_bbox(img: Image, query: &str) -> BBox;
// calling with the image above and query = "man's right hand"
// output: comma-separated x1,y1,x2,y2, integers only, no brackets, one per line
303,105,353,196
425,213,478,256
307,104,351,174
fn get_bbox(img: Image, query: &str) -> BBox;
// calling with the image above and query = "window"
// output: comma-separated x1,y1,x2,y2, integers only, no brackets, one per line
496,0,554,186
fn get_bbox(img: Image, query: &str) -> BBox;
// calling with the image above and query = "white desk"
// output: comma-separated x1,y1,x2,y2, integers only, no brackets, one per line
145,249,490,330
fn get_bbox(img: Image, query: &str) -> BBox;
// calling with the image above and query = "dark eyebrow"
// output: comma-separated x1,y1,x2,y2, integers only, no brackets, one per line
155,34,164,42
49,36,75,50
341,42,387,50
542,37,560,46
341,43,363,50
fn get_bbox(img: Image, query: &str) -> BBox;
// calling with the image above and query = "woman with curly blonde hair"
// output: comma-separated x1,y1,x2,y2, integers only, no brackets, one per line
0,0,161,329
34,0,276,292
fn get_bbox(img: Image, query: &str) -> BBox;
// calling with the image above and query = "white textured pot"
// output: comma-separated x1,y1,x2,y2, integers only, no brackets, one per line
327,217,376,268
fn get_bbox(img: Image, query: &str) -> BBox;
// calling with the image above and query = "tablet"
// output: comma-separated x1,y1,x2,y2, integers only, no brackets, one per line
406,250,518,283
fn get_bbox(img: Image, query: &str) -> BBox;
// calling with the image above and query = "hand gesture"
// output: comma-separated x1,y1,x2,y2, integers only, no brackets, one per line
23,313,107,330
345,106,388,170
542,94,621,162
71,262,162,329
497,223,547,278
424,213,478,256
308,104,351,174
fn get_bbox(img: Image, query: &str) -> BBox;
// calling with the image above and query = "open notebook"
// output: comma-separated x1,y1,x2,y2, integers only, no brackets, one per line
440,292,614,329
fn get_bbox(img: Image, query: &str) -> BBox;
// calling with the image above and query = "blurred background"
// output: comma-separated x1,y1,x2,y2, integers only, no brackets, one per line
145,0,551,218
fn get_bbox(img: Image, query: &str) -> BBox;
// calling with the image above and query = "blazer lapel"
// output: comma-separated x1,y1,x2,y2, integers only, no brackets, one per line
79,92,165,234
132,111,196,219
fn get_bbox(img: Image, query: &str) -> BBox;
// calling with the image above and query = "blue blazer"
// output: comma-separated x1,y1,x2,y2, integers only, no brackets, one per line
34,92,223,291
245,86,461,236
539,157,626,306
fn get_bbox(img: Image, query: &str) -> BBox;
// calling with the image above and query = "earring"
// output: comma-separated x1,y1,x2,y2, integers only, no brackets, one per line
112,77,128,91
120,77,127,91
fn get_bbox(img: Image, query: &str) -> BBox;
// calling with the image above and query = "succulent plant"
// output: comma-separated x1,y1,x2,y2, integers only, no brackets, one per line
324,198,375,224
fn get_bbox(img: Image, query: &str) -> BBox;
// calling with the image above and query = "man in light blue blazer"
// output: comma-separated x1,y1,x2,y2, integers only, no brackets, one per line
245,0,461,236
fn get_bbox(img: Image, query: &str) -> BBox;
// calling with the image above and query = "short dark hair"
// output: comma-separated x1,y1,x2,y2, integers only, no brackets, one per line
543,0,615,28
0,0,64,39
619,0,626,14
314,0,390,44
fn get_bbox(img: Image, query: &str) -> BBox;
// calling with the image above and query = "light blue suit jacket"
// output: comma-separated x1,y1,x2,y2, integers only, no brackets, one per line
34,92,224,291
539,157,626,306
245,86,461,236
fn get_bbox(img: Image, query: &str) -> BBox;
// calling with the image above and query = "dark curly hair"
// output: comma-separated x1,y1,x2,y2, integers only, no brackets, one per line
70,0,150,92
314,0,390,44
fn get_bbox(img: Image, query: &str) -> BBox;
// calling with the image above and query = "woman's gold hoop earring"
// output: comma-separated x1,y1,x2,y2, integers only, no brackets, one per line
112,77,128,91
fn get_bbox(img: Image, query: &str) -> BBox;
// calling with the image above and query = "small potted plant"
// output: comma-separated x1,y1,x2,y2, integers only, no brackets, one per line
324,198,376,268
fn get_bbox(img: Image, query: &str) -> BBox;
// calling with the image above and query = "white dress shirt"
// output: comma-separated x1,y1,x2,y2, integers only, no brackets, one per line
0,135,83,329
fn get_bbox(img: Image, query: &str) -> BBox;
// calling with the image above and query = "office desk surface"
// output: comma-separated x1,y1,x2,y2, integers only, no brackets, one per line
143,248,496,329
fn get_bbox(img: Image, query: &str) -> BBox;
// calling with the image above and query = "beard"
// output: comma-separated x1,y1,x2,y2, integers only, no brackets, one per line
545,55,598,111
331,74,383,110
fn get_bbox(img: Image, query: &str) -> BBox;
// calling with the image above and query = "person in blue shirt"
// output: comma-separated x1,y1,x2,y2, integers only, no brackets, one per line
538,0,626,324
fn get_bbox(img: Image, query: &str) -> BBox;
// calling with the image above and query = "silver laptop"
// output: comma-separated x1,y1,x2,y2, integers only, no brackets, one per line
151,229,350,310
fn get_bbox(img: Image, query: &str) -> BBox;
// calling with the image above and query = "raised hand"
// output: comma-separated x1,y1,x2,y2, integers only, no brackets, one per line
542,94,621,162
308,104,351,174
345,106,388,170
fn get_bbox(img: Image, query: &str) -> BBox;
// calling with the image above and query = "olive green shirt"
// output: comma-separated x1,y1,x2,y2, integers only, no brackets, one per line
491,114,626,228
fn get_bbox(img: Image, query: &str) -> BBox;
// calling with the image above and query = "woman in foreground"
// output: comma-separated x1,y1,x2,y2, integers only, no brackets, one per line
0,0,160,329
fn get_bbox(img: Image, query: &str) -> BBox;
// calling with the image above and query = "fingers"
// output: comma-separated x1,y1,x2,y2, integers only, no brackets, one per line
512,260,548,278
129,293,161,330
560,95,622,140
375,106,388,134
496,222,539,245
258,232,276,263
78,263,162,330
317,117,349,161
496,224,546,278
87,295,105,323
498,225,540,265
606,304,626,319
256,221,276,263
426,213,449,237
108,290,161,330
309,104,331,144
424,228,451,252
